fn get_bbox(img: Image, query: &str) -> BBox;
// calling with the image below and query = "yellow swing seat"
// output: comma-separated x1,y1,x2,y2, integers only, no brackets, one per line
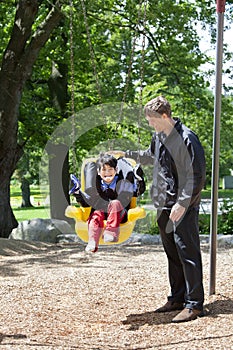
65,157,146,245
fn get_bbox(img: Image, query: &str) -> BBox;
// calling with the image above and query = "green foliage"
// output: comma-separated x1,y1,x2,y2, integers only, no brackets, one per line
199,199,233,235
0,2,16,62
218,200,233,235
199,214,210,235
2,0,233,192
141,210,160,235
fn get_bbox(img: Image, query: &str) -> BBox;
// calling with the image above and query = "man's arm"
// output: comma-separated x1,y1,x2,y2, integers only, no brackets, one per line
110,135,155,166
169,133,205,222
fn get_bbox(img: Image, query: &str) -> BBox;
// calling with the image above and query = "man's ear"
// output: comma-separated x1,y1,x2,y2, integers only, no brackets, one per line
162,112,169,119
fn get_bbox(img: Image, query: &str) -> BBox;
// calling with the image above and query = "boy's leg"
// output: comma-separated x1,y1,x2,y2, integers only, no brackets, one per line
104,200,126,242
87,210,105,252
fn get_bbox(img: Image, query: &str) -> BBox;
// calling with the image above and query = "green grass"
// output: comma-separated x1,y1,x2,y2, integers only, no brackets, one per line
201,188,233,199
11,184,50,221
10,184,233,223
139,187,233,204
13,206,50,221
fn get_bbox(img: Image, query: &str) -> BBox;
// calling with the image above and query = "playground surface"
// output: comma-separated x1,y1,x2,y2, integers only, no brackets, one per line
0,238,232,349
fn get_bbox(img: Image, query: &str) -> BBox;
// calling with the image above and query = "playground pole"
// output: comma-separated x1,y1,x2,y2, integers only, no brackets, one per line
209,0,226,296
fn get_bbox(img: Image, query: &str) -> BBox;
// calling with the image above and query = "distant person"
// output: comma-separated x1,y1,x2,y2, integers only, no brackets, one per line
119,96,206,323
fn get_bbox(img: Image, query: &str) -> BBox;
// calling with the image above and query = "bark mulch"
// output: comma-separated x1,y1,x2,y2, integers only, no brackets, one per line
0,238,232,349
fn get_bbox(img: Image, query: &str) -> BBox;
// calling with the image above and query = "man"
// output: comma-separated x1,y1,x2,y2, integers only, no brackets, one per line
124,96,206,322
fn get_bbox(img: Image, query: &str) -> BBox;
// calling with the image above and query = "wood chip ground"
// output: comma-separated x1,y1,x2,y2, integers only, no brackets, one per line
0,238,232,349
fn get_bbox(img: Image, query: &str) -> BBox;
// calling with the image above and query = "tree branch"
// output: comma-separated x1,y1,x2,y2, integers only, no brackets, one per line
1,0,39,74
18,1,64,82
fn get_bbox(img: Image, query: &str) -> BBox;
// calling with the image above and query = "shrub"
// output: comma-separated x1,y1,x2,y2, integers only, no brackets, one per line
134,210,160,235
199,214,210,235
218,200,233,235
199,199,233,235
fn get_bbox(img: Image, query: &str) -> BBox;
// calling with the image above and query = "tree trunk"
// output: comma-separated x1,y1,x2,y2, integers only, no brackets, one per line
47,61,71,221
46,143,71,222
0,178,18,238
0,1,63,237
21,178,33,207
0,114,24,237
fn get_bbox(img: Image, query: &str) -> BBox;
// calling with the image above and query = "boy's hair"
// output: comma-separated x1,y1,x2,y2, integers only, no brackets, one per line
96,153,118,171
144,96,172,118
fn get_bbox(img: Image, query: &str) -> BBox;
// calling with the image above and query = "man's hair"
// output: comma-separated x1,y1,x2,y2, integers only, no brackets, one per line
96,153,118,170
144,96,172,118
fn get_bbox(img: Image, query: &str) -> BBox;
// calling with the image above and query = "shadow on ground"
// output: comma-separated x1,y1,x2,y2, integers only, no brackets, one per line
122,298,233,330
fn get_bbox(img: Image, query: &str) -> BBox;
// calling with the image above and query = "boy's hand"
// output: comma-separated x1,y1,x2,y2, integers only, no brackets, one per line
69,174,81,195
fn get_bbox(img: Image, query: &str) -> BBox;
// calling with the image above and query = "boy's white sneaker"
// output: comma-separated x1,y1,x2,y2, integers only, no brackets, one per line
103,233,115,243
85,240,96,252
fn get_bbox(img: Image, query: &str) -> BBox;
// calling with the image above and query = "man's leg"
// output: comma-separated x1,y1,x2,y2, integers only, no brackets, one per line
157,210,186,305
173,207,204,311
171,207,205,322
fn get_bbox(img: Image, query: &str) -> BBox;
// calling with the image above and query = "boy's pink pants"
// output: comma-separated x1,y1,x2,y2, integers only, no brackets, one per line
88,200,126,246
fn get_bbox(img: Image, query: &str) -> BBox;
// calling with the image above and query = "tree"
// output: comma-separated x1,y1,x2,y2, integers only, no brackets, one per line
1,0,232,239
0,0,63,237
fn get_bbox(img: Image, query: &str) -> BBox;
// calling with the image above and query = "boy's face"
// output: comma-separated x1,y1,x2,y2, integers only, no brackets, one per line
98,164,117,184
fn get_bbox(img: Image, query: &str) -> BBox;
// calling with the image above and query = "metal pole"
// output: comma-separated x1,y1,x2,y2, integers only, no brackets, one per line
209,0,226,296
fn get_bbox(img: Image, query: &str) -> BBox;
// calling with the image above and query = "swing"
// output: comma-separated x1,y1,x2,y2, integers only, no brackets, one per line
65,153,146,244
65,1,148,245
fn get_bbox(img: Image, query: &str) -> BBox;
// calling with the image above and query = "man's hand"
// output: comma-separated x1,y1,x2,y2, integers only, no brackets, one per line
169,203,185,223
107,150,126,158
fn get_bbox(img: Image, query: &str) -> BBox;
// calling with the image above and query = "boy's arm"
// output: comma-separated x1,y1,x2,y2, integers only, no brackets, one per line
117,173,134,209
69,174,91,207
73,190,91,207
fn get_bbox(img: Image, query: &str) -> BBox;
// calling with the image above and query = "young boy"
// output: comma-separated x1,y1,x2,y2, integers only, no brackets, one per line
69,154,134,252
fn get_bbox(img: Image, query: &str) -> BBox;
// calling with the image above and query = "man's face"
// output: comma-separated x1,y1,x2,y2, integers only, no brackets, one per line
145,113,168,133
98,164,117,184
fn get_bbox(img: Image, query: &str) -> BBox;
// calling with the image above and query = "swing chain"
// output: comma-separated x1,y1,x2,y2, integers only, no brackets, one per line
80,0,102,105
69,0,75,117
80,0,110,149
135,0,148,199
71,1,147,156
121,0,146,109
69,0,77,172
113,0,148,151
137,0,148,151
